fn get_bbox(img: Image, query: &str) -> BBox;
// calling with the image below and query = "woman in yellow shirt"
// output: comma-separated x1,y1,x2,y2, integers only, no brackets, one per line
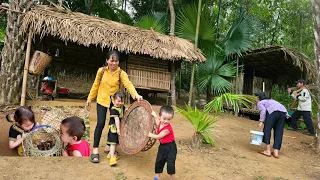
87,50,143,163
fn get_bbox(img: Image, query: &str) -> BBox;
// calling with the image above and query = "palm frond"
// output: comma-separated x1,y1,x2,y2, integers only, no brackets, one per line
196,52,236,95
136,14,166,34
224,11,263,57
205,93,256,115
115,9,134,25
176,4,215,51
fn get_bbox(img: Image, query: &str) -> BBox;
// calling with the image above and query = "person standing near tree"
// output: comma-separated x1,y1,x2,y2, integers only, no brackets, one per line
86,50,143,163
287,79,315,136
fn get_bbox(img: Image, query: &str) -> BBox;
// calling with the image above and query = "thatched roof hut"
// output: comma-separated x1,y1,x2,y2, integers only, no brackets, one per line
19,5,206,105
21,5,205,62
240,45,316,82
236,45,316,97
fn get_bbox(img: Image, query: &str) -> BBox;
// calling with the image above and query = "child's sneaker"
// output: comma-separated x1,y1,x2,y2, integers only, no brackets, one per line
110,156,117,166
106,154,120,160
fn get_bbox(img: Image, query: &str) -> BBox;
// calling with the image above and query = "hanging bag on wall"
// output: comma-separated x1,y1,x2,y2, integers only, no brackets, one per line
29,50,52,75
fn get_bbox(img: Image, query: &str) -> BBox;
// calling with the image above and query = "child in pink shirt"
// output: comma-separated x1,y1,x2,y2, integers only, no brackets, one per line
60,116,90,157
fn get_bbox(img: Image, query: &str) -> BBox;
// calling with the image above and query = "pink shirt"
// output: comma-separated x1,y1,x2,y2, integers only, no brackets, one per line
157,123,175,144
66,140,90,157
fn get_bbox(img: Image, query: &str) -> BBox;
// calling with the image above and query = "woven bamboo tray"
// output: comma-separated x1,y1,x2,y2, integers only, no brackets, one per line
119,100,157,154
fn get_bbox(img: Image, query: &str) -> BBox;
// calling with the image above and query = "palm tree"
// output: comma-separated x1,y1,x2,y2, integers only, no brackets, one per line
168,0,176,106
175,3,215,105
223,11,262,93
175,105,217,148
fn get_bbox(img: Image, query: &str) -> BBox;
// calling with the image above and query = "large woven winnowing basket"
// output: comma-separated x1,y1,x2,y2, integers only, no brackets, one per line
28,50,52,75
119,100,157,154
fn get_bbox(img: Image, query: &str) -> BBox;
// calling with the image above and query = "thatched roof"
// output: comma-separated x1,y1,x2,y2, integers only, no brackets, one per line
240,45,316,82
21,6,205,62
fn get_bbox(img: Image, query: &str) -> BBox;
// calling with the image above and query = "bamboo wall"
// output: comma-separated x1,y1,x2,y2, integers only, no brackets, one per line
127,54,171,91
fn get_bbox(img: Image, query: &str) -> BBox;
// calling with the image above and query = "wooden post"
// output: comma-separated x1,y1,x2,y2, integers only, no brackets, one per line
20,32,32,106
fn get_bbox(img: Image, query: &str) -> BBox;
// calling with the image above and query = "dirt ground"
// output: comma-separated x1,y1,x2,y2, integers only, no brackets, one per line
1,103,320,180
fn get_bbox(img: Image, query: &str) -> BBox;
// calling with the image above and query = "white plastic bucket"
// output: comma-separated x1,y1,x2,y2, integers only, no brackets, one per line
250,130,264,146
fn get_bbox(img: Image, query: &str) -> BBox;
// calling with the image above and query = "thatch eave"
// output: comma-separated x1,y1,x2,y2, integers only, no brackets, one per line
21,5,206,62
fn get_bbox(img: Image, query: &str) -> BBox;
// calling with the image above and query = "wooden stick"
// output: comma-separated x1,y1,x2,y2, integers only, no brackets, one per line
0,6,24,14
21,32,32,106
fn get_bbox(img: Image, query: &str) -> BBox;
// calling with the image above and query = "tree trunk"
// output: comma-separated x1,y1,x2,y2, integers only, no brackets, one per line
215,0,222,41
188,0,202,106
299,12,303,52
311,0,320,150
0,0,34,106
191,132,202,149
168,0,175,36
168,0,176,106
84,0,93,14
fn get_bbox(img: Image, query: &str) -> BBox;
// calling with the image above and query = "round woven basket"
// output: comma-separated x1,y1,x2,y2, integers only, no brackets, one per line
119,100,157,154
28,50,52,75
22,125,63,157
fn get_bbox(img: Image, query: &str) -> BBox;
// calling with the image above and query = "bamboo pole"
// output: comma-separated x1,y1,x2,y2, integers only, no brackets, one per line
20,32,32,106
188,0,202,106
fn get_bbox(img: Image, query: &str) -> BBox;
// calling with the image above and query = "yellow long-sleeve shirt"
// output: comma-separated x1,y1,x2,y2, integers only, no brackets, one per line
88,66,137,108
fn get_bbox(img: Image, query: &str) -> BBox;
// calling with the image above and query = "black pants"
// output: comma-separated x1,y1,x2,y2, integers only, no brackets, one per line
290,110,314,134
155,141,177,175
93,103,112,148
262,111,285,150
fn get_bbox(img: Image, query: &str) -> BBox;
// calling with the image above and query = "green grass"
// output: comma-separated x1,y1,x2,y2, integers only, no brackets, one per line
116,172,128,180
273,177,288,180
254,176,265,180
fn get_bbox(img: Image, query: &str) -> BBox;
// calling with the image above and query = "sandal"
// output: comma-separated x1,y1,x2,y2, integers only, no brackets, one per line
90,154,100,163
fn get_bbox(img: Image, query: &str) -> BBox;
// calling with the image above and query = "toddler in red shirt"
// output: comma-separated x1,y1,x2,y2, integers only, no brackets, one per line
60,116,90,157
149,106,177,180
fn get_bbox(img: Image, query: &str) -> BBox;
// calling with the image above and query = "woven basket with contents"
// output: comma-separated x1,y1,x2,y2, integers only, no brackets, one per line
22,109,67,156
119,100,157,154
22,124,63,156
